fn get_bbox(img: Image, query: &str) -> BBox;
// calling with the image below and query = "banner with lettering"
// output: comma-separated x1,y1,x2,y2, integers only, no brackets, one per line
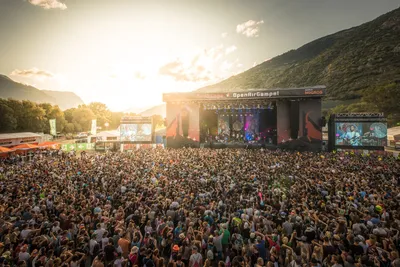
91,119,97,135
61,143,95,152
49,119,56,136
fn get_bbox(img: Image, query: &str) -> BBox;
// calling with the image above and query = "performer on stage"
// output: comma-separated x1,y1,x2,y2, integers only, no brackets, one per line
344,125,361,146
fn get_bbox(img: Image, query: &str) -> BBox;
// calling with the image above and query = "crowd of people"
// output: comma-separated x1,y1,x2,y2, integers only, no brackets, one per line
0,148,399,267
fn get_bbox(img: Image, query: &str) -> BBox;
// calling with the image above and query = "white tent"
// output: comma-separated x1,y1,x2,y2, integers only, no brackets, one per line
96,130,120,141
388,126,400,140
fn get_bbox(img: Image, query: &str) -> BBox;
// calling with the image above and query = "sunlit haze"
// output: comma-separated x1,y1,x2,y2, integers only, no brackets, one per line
0,0,399,111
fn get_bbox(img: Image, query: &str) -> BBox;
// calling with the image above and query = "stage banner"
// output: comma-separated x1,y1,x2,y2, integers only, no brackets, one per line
76,143,94,150
61,143,95,152
61,144,75,151
49,119,56,136
90,119,97,135
163,86,326,102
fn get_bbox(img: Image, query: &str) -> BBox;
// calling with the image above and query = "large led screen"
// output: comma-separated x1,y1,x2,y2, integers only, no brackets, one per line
120,124,152,142
335,122,387,147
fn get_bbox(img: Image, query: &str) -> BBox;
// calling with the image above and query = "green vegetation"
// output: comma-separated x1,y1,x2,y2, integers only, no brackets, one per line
198,7,400,124
327,82,400,126
0,99,164,134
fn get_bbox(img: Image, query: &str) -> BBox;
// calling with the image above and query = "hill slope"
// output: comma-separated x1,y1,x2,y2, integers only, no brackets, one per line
0,74,84,110
42,90,84,110
198,7,400,100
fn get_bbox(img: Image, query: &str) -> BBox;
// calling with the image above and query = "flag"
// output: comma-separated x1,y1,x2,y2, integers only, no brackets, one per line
91,119,97,135
49,119,56,136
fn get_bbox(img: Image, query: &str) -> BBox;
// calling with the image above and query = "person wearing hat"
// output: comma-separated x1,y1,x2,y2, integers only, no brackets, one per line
129,246,139,266
171,244,180,262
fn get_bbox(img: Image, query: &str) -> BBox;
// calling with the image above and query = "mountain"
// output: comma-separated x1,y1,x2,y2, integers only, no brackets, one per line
0,74,56,103
0,74,84,110
140,104,166,118
197,7,400,101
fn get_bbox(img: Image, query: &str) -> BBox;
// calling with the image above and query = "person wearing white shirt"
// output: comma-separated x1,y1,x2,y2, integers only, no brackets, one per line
94,224,106,243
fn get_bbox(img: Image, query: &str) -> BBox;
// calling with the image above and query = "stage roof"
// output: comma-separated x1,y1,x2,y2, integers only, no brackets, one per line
163,86,326,102
0,132,42,140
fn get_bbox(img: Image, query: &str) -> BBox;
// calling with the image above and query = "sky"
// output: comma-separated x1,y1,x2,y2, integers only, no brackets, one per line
0,0,399,111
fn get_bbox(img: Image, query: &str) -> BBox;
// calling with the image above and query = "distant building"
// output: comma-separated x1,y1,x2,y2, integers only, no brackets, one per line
388,126,400,147
0,132,43,147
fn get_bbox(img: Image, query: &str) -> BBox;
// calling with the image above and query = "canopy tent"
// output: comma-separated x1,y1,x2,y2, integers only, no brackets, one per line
37,141,60,149
0,146,14,153
13,143,39,150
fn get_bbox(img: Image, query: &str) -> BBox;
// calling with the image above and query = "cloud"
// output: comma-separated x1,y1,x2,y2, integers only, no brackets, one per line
221,32,228,38
10,68,54,79
225,45,237,55
28,0,67,10
236,20,264,37
204,44,225,61
159,59,212,82
159,44,241,83
159,45,224,82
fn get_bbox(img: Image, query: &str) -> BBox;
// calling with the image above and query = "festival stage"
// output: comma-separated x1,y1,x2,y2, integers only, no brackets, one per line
163,86,326,151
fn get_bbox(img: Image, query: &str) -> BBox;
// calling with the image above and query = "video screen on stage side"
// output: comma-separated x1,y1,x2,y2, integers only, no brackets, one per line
335,122,387,147
120,124,152,142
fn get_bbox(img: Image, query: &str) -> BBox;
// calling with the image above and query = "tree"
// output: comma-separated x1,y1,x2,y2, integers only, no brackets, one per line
88,102,112,127
39,103,67,134
64,123,75,133
330,102,377,114
109,112,124,129
64,108,76,123
0,100,17,132
363,82,400,126
14,100,46,132
152,115,164,130
71,105,95,132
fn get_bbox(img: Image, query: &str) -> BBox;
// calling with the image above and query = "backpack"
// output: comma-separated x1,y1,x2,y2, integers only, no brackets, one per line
192,254,201,267
143,258,155,267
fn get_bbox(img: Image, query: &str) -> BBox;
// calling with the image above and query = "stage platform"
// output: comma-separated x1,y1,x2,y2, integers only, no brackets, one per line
163,86,326,151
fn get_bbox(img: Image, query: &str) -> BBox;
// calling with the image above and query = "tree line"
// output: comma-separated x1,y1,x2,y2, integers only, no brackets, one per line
0,100,164,134
323,82,400,127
